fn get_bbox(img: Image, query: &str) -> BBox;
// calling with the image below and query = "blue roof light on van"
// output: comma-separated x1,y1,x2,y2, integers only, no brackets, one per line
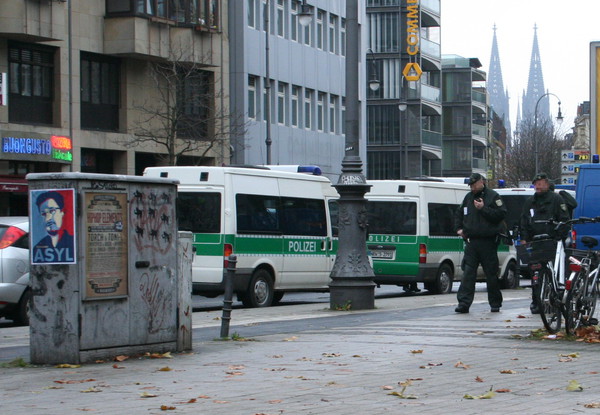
265,165,322,175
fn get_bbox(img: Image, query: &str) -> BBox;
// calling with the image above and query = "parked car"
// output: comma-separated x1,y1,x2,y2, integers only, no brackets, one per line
0,217,31,325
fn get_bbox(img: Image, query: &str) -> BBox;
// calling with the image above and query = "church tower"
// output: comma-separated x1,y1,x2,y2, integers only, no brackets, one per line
521,24,549,122
487,25,511,136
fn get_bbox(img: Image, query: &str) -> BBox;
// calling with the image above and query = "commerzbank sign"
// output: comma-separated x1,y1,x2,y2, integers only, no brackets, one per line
403,0,423,82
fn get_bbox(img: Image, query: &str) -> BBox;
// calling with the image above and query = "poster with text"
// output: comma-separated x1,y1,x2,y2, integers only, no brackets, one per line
84,192,128,299
30,188,77,265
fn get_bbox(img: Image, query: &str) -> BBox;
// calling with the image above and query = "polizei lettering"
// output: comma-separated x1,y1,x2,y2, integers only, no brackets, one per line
288,240,317,253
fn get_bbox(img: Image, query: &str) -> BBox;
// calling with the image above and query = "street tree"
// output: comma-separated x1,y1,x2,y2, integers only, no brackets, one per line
505,117,569,186
123,49,245,166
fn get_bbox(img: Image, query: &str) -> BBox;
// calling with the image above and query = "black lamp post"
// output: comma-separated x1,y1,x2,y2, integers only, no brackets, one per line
534,92,563,174
329,0,376,311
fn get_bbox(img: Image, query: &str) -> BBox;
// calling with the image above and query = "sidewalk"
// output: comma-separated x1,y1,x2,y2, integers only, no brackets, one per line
2,289,600,414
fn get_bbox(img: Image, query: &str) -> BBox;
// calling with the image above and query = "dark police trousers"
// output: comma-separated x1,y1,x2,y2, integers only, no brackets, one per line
457,238,503,308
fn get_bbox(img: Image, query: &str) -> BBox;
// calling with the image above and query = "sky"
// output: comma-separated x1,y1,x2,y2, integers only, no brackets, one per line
440,0,600,133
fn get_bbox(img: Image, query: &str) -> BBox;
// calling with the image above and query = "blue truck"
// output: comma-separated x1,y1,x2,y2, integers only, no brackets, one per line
572,164,600,249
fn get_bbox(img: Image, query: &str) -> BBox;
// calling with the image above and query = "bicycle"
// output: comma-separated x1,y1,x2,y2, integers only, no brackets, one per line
522,218,579,333
563,221,600,335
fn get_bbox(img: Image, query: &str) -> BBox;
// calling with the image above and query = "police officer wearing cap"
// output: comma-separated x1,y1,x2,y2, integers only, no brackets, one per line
454,173,506,313
520,172,570,314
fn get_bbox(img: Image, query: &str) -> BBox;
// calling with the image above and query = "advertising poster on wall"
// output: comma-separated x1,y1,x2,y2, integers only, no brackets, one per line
84,192,128,299
30,188,77,265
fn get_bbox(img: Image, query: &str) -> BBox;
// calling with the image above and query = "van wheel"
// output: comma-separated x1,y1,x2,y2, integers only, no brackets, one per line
241,269,274,308
15,289,32,326
273,292,285,304
429,264,453,294
501,261,519,289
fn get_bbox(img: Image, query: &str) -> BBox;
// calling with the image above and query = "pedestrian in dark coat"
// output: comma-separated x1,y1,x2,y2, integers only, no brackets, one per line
454,173,507,313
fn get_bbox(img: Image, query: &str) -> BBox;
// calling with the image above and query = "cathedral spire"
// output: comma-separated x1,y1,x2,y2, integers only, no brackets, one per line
487,24,511,136
522,24,549,122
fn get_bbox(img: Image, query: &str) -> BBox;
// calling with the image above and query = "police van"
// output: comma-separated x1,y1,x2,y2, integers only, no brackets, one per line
143,165,338,307
365,180,518,293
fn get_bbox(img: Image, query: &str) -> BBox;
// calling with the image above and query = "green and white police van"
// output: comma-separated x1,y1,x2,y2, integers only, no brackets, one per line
365,180,518,294
143,165,338,307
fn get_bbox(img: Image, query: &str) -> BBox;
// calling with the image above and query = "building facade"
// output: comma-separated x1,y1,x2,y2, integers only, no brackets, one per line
441,55,488,178
229,0,361,180
366,0,442,179
0,0,228,215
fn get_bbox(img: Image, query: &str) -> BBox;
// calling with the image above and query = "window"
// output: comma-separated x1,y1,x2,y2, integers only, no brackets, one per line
304,89,313,129
200,0,220,29
109,0,221,29
247,0,256,28
367,11,400,53
428,203,458,236
281,197,326,236
367,104,401,145
367,150,401,179
248,75,257,119
291,85,300,127
367,201,417,235
80,52,120,131
176,69,212,139
341,18,346,56
236,194,280,234
291,0,299,41
316,9,324,50
329,95,338,134
303,10,312,45
277,82,287,125
177,192,221,233
276,0,285,37
317,92,325,131
329,14,338,54
8,42,55,125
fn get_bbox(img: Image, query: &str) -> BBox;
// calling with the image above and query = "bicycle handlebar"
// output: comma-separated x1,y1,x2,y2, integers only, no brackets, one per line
532,216,600,231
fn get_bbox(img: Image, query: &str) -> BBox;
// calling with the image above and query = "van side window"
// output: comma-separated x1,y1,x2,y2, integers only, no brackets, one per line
281,197,327,236
236,194,280,234
328,200,339,237
428,203,457,236
177,192,221,233
367,201,417,235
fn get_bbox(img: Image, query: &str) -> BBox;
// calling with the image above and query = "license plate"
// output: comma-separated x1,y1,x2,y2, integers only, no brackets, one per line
371,250,394,259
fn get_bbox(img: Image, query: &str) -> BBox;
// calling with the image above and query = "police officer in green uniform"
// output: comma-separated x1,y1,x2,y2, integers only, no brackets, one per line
454,173,507,313
519,172,570,314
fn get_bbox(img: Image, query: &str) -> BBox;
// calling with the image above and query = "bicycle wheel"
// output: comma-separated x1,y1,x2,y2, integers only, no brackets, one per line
564,272,585,335
537,268,562,333
583,272,600,326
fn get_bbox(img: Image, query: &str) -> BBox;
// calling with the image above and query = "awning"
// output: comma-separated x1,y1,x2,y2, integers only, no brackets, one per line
0,177,28,192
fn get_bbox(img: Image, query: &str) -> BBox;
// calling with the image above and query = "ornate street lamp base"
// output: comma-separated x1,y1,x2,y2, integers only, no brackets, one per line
329,156,376,311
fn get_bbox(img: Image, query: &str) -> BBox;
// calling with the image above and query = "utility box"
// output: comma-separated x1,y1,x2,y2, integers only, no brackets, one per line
27,172,190,364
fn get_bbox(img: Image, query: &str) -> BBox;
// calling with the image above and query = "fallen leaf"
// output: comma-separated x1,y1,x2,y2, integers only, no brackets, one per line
558,357,573,363
352,355,362,358
175,399,197,404
140,392,158,398
55,364,81,369
112,364,125,369
229,365,245,370
213,400,229,404
158,367,172,372
271,355,283,358
500,369,517,374
382,385,394,390
495,388,511,393
197,395,211,399
504,319,512,322
559,352,580,358
388,391,417,399
283,336,298,342
160,405,176,410
464,390,495,400
322,353,341,357
114,355,129,362
268,400,282,404
454,361,471,369
410,350,423,354
81,387,102,393
54,379,96,384
516,314,527,318
475,376,484,382
584,402,600,408
225,371,244,376
567,380,583,392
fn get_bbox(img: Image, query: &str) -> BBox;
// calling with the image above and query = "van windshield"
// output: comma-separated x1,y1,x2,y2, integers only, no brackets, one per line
367,201,417,235
502,195,527,229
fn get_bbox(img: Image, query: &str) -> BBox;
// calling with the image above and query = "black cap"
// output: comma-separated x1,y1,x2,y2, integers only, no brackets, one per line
532,172,548,184
468,173,483,185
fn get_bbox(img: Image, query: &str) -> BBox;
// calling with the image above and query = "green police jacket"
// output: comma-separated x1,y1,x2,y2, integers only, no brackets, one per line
454,186,507,239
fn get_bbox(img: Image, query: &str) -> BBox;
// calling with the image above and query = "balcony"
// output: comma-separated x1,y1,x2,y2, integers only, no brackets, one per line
472,123,487,138
472,157,487,170
0,0,63,42
421,0,440,27
422,130,442,147
421,38,440,60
